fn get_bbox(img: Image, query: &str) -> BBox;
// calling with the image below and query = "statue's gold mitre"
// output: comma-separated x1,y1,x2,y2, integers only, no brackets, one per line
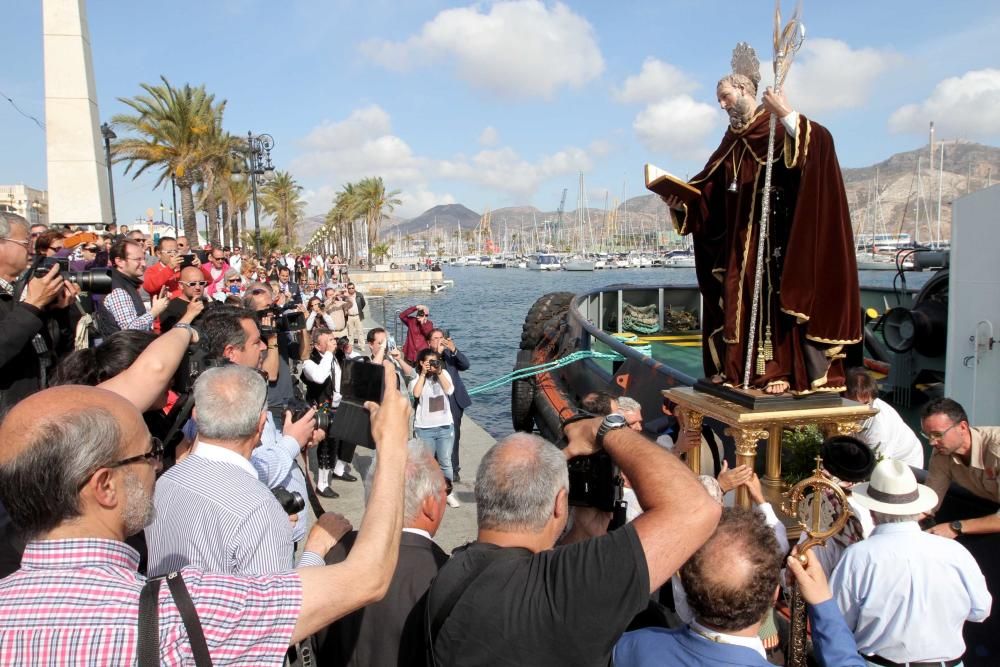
730,42,761,88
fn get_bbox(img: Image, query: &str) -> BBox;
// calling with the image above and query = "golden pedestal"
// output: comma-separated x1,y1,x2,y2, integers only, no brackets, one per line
663,387,877,509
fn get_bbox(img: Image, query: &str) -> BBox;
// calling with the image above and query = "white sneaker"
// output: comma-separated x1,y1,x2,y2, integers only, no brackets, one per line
446,493,461,508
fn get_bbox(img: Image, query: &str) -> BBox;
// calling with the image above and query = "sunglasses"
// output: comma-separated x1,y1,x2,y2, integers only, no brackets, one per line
180,280,208,287
227,278,242,283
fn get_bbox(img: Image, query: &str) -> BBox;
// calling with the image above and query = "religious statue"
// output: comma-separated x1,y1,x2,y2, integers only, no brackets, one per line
664,37,861,395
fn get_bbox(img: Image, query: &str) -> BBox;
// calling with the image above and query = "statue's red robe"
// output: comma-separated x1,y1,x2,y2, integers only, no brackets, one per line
674,107,861,393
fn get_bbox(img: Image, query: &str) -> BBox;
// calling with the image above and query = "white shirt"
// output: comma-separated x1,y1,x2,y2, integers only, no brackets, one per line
795,494,874,579
857,398,924,469
689,620,766,658
409,370,454,428
301,350,342,407
831,521,992,662
402,527,434,541
190,441,258,477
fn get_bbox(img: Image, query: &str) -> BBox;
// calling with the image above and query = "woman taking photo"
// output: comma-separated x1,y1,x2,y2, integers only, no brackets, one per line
409,347,460,507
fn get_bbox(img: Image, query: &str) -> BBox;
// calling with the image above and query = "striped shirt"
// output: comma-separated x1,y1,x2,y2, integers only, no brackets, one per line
146,445,322,576
0,538,301,665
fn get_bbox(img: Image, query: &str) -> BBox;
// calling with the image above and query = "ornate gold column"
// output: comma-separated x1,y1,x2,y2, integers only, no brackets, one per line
763,424,785,490
682,409,704,475
726,427,769,508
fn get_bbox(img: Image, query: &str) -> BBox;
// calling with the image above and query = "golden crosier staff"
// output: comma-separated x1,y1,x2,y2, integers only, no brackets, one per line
782,455,853,667
741,0,806,389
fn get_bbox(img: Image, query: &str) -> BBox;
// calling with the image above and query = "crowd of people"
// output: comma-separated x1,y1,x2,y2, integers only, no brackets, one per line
0,207,997,666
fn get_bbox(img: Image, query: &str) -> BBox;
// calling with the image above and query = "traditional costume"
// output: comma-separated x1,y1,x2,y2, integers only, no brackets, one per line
674,47,861,394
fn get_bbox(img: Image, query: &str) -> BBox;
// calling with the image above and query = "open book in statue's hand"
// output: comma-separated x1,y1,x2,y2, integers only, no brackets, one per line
644,163,701,206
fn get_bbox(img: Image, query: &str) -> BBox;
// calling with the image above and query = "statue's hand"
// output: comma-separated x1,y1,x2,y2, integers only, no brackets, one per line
762,87,792,118
660,195,685,211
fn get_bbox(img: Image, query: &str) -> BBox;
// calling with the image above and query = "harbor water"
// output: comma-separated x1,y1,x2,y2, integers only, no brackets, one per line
366,266,933,440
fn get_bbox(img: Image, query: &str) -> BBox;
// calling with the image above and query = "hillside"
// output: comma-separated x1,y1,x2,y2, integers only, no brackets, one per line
292,141,999,249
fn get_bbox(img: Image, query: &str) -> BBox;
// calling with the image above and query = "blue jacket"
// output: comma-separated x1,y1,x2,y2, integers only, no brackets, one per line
614,600,863,667
442,348,472,410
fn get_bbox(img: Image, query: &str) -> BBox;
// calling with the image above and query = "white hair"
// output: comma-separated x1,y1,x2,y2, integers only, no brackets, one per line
193,365,267,440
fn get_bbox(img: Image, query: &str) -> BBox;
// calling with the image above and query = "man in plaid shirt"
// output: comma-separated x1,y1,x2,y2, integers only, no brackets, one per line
0,364,411,665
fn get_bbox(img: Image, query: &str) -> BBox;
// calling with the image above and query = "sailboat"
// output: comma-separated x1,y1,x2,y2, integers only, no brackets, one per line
563,172,596,271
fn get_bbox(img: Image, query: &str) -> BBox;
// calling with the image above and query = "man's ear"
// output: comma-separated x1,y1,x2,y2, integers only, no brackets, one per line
256,410,268,438
554,487,569,520
88,467,120,509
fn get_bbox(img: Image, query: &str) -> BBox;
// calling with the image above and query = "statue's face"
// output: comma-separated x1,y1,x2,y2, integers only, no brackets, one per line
717,82,755,130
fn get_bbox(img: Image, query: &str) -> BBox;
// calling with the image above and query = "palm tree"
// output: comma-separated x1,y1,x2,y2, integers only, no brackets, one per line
241,228,283,255
225,175,251,249
112,76,229,241
371,242,391,264
259,171,306,246
354,177,401,268
334,183,365,263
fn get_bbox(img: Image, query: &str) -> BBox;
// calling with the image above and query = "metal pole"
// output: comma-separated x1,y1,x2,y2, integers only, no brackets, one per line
101,123,117,226
249,158,262,258
171,175,179,237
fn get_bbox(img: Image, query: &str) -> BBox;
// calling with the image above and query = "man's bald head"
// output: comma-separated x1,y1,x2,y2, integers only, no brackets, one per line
0,386,146,539
475,432,568,532
680,507,783,632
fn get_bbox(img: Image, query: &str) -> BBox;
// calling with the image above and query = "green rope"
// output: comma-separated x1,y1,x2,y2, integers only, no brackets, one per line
466,350,625,396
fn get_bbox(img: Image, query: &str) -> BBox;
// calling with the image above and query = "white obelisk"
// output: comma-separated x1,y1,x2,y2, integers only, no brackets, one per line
42,0,111,227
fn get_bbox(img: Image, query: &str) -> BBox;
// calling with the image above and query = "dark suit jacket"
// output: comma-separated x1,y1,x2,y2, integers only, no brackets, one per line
442,348,472,411
317,530,449,667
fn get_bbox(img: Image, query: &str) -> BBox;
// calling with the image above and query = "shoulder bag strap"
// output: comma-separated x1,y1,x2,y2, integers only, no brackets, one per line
137,576,163,667
165,571,214,667
425,548,526,666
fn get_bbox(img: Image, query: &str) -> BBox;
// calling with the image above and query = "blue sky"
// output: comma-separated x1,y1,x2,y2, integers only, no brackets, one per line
3,1,1000,224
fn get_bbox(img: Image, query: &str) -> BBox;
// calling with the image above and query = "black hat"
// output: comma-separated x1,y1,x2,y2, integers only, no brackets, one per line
820,436,876,483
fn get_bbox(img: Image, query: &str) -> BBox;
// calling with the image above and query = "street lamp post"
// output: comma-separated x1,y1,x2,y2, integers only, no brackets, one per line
243,131,275,258
100,122,117,227
170,174,179,237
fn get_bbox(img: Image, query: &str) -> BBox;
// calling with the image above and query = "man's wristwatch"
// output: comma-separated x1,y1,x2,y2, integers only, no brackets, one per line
173,322,199,342
950,520,964,536
596,413,628,449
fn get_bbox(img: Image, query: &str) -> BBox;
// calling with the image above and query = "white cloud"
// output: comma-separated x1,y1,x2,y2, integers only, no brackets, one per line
889,68,1000,138
478,126,500,147
292,104,596,217
613,57,698,104
767,38,901,114
633,95,724,159
360,0,604,99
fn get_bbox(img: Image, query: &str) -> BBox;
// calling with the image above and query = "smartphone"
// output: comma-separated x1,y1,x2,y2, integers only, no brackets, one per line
442,329,451,339
180,254,196,269
340,358,385,403
330,358,385,449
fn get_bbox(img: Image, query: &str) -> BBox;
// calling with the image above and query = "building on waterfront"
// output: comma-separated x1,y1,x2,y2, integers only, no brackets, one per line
0,184,49,227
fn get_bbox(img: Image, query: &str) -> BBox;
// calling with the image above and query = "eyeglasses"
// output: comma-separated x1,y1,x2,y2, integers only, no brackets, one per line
1,237,30,249
161,249,178,255
109,437,164,468
181,280,208,287
920,422,960,442
124,256,145,263
84,246,99,252
227,278,242,283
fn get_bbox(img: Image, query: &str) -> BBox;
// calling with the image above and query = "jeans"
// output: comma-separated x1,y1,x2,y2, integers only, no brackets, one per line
415,424,455,482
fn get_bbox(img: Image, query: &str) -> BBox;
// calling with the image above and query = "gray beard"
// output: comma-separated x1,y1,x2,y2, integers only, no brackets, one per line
728,97,756,132
122,469,156,536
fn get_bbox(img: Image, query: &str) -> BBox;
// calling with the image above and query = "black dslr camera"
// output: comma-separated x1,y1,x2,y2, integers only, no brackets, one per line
561,412,625,514
33,256,113,294
271,487,306,515
284,397,331,433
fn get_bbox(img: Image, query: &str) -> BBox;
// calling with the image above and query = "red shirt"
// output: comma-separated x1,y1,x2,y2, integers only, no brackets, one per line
143,261,182,298
0,538,301,665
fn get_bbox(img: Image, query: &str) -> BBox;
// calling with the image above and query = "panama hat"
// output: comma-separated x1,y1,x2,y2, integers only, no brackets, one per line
851,459,939,515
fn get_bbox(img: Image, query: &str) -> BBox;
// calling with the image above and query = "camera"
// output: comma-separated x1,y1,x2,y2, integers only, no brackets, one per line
171,340,230,395
427,358,442,371
256,305,306,337
567,452,622,512
415,309,426,317
271,486,306,516
284,397,330,433
33,257,112,294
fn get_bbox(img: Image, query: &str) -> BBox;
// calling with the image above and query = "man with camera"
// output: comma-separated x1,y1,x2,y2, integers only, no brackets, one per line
195,306,319,546
429,328,472,483
277,266,302,305
425,416,722,667
147,365,350,575
0,212,81,411
243,281,311,409
96,239,170,335
201,247,230,298
302,328,348,498
400,304,433,365
142,236,186,299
